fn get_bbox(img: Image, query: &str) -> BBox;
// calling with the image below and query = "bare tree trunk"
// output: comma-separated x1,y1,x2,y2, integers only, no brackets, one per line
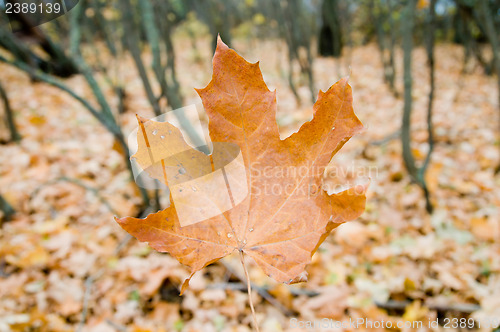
4,9,79,77
401,0,433,213
302,45,315,104
455,2,491,75
402,0,417,177
0,80,21,143
318,0,343,58
374,0,388,79
421,0,436,212
137,0,207,152
387,0,397,96
139,0,166,101
0,53,151,208
374,0,397,97
91,0,117,56
286,48,301,105
477,0,500,173
455,6,473,73
278,0,316,104
69,0,84,56
122,0,162,116
340,1,353,70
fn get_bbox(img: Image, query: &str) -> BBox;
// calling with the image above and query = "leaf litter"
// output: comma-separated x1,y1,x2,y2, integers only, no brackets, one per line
0,37,499,331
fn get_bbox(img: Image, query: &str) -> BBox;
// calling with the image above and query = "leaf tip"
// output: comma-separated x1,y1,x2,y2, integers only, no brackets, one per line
216,35,229,51
135,114,149,125
114,215,127,227
194,87,205,96
180,275,193,295
339,76,350,88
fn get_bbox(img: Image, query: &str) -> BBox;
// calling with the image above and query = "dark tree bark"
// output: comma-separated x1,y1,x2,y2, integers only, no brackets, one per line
0,51,151,208
2,6,79,77
477,0,500,173
69,0,84,56
421,0,436,205
373,0,397,96
0,80,21,143
90,0,117,56
0,27,66,78
126,0,206,152
401,0,433,213
402,0,417,180
271,0,315,104
121,0,162,116
454,1,491,74
374,0,387,69
318,0,343,58
187,0,232,53
209,1,232,53
387,0,397,96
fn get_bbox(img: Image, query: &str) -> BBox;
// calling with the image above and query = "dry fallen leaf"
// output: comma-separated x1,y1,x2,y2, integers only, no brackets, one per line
115,38,368,294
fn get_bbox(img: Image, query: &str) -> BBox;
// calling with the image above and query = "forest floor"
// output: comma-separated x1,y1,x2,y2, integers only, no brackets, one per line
0,37,499,332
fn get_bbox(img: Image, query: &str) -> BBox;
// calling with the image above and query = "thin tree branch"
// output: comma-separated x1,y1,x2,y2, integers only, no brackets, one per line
0,80,21,142
0,54,150,206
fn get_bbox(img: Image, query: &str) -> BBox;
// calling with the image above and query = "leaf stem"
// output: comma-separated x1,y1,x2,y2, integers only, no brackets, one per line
239,250,260,332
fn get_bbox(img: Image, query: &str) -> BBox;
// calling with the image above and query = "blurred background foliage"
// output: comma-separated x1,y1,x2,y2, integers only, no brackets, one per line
1,0,499,214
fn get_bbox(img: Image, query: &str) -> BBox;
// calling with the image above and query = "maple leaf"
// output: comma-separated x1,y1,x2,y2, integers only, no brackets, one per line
115,38,368,294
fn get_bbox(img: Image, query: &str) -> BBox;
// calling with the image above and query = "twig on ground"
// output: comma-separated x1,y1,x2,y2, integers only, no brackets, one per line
105,319,127,332
369,130,401,146
210,282,482,315
375,300,480,314
209,281,319,298
77,274,97,332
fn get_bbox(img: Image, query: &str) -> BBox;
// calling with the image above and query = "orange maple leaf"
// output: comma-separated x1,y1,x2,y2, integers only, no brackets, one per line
115,38,368,294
